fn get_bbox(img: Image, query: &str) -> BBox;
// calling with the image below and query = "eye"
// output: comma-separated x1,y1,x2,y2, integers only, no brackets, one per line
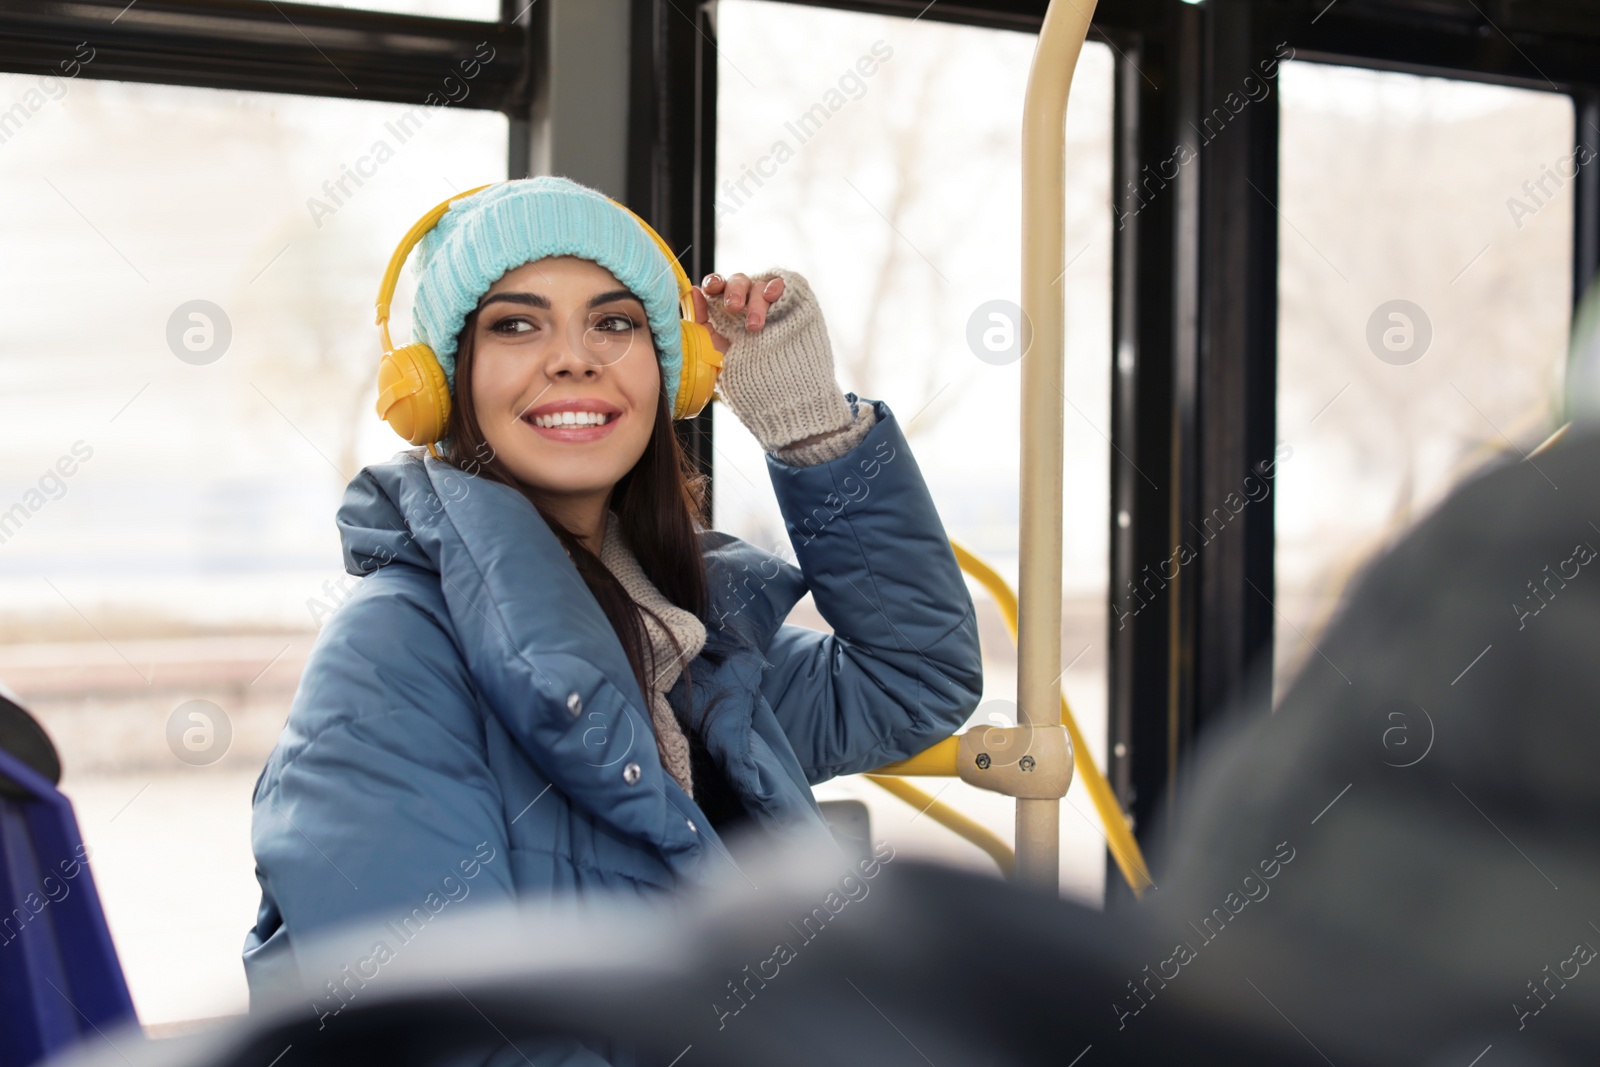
592,312,639,333
488,315,535,336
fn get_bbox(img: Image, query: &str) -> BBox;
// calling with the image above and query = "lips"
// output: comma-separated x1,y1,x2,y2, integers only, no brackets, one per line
520,397,623,441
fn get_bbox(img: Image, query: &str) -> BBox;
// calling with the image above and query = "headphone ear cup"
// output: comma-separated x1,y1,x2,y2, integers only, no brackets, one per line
376,342,452,446
673,320,724,420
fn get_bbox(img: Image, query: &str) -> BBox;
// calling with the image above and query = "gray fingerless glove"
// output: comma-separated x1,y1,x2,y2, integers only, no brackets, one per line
706,268,877,466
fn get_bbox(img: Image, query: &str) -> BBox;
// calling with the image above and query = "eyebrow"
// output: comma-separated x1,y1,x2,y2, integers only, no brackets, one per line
477,288,642,312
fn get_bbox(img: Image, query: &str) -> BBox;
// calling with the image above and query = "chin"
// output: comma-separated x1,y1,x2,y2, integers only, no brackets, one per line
497,454,623,496
486,423,648,496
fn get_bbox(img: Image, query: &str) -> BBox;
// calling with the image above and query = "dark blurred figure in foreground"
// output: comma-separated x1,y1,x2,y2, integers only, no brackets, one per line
52,425,1600,1066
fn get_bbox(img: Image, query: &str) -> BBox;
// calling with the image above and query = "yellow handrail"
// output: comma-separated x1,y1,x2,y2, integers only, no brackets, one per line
867,538,1154,897
870,737,957,777
862,774,1015,878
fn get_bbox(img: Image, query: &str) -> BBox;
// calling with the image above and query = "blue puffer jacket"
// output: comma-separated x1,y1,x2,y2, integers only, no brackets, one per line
243,397,982,1062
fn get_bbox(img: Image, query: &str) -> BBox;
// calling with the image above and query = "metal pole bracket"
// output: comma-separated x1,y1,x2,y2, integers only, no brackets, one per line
956,724,1074,799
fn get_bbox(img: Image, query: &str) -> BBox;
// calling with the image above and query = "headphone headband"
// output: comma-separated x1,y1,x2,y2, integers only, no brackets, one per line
374,183,495,353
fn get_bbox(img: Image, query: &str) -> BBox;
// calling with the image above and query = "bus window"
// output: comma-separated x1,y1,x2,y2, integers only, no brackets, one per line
0,74,505,1028
1273,62,1575,701
711,0,1114,903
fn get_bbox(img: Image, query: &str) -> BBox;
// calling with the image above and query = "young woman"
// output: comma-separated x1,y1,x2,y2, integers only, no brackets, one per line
242,177,982,1058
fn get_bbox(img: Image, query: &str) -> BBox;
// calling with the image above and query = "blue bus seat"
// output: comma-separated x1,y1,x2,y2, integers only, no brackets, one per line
0,692,137,1067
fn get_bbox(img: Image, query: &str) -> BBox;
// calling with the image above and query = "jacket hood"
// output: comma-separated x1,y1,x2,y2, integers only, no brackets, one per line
337,447,446,577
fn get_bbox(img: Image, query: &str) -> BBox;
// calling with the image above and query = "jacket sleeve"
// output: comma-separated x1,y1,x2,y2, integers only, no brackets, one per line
248,570,616,1067
756,397,984,784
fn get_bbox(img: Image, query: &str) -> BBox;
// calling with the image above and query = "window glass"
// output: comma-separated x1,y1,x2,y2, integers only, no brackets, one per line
0,73,506,1026
1274,62,1575,699
713,1,1114,902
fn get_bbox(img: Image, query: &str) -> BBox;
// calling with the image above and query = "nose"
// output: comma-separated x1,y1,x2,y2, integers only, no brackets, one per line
546,346,599,383
542,310,638,382
542,312,604,383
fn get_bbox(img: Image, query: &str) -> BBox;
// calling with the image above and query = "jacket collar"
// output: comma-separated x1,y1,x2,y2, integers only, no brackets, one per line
335,450,808,873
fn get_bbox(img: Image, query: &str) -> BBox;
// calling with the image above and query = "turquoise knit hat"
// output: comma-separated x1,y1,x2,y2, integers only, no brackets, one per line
410,176,684,404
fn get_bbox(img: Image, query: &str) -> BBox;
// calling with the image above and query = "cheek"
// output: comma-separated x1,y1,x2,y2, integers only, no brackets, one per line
619,348,662,421
470,345,525,416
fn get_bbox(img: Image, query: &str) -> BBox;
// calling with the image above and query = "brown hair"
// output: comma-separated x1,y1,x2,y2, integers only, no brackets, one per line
441,307,725,752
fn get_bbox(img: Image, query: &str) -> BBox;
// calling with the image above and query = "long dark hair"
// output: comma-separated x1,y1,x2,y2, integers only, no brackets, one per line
441,306,726,753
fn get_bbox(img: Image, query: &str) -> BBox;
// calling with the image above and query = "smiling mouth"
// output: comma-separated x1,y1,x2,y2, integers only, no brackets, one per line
519,408,623,441
522,410,618,429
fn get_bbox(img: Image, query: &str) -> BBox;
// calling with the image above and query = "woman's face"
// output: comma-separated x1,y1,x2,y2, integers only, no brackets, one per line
468,255,661,505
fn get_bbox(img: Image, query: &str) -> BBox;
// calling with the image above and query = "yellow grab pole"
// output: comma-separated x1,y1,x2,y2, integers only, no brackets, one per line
1017,0,1098,889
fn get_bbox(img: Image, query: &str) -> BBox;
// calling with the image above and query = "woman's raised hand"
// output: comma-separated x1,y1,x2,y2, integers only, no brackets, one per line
684,267,861,459
691,272,786,355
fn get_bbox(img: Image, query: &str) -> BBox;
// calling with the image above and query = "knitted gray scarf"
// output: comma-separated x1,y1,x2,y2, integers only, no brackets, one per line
598,510,705,797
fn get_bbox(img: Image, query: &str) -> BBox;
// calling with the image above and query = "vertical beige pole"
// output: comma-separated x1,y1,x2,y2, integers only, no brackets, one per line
1016,0,1098,889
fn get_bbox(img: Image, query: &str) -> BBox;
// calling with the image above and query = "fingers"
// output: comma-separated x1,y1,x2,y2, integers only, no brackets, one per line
700,273,785,330
689,287,730,354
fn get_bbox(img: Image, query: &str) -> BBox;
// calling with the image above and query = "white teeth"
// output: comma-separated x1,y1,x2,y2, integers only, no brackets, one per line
529,411,611,428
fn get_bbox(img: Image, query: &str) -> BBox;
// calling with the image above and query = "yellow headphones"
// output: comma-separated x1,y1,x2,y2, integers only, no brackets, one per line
374,182,723,456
